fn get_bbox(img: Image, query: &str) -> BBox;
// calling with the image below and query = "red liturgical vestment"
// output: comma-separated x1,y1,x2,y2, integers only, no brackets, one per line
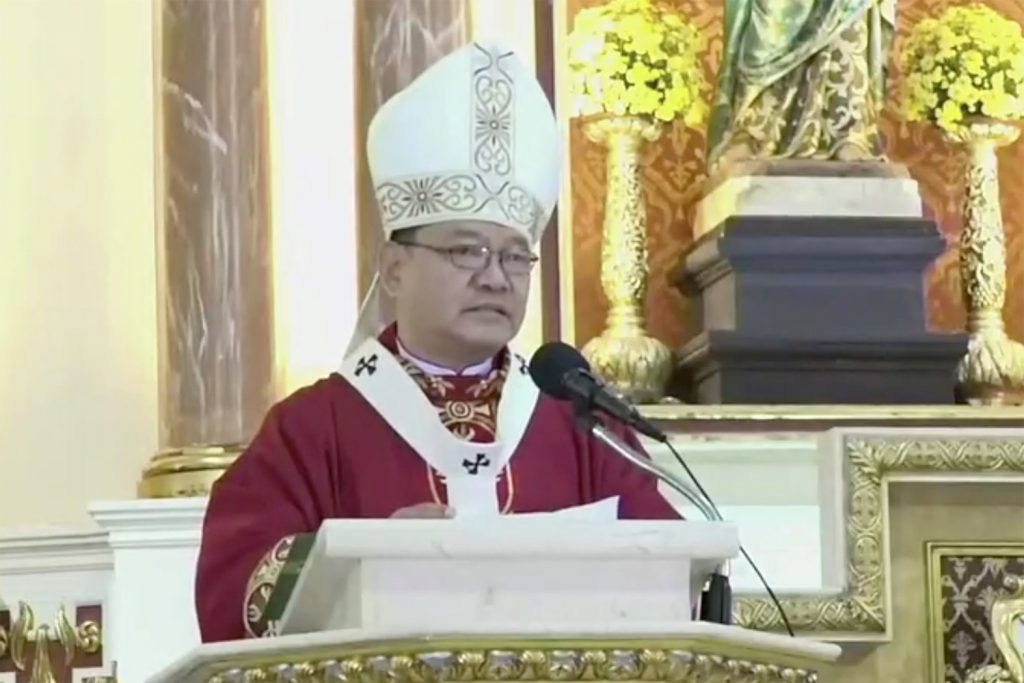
195,327,680,643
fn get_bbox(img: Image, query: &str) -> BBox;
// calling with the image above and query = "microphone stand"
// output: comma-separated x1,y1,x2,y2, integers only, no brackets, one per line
588,419,721,522
571,401,734,625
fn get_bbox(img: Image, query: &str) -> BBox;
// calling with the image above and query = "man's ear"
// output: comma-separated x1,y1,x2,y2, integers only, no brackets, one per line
378,241,406,297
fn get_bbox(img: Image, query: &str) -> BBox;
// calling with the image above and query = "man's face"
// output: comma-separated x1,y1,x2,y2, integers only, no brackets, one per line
380,220,535,360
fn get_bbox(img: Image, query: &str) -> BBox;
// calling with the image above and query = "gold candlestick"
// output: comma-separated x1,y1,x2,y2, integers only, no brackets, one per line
581,115,673,403
947,118,1024,404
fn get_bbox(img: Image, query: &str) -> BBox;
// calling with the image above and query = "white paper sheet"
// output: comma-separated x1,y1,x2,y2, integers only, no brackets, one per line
513,496,621,521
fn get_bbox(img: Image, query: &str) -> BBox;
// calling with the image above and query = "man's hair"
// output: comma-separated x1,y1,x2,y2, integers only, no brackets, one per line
390,226,422,244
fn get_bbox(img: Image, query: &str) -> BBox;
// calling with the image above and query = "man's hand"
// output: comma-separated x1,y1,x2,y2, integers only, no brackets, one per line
389,503,454,519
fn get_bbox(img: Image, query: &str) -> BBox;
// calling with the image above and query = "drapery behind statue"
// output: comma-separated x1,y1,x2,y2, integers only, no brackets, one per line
708,0,897,170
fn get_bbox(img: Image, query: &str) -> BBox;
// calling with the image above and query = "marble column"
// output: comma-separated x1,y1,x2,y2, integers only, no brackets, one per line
533,0,561,342
140,0,273,497
355,0,470,303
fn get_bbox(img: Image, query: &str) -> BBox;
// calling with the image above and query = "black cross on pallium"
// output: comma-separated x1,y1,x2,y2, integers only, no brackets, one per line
355,353,378,377
462,453,491,475
516,354,527,375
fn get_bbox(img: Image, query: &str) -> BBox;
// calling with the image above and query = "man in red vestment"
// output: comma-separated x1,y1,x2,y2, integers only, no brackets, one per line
195,41,681,643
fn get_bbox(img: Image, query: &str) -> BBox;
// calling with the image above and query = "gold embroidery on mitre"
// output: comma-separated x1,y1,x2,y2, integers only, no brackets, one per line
374,45,544,241
472,46,514,176
376,175,540,235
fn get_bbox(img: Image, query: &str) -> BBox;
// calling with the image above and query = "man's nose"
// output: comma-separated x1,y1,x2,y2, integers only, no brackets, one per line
474,254,511,289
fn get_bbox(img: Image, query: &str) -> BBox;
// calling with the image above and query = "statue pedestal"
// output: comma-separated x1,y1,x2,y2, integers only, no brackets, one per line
674,164,967,404
693,160,924,239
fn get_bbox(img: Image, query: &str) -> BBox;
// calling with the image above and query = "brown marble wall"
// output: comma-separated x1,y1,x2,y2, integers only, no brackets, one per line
565,0,1024,351
354,0,470,299
156,0,273,448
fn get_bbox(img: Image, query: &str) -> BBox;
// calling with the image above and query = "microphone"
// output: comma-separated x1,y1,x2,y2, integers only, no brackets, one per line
527,341,796,637
528,342,667,442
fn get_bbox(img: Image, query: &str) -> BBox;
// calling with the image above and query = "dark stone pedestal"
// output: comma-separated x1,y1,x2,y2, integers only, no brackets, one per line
673,216,968,404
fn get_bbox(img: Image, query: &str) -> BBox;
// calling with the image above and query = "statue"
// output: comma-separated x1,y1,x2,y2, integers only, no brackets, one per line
707,0,897,170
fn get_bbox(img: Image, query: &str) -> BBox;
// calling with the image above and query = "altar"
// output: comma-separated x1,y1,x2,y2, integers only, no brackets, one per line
3,410,1022,683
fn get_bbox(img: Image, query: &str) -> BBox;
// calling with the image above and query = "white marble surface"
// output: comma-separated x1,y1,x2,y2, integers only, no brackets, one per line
313,517,738,558
282,519,738,635
148,621,843,683
90,498,207,683
695,174,924,237
645,432,848,594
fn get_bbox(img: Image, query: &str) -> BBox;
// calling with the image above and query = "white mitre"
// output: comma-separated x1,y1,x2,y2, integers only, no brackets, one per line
345,41,560,358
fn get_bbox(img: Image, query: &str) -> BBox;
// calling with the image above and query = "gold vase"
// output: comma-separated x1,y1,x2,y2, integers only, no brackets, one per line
947,118,1024,404
581,115,673,403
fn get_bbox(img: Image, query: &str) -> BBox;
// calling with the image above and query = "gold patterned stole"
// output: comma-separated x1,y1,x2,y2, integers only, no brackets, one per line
392,352,509,444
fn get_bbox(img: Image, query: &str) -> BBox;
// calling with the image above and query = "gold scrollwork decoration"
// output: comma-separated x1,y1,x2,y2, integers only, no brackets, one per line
735,435,1024,636
76,619,102,655
205,646,822,683
1,602,104,683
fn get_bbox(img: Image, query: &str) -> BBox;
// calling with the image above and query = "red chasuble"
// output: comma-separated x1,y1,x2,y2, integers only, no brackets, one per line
195,326,680,643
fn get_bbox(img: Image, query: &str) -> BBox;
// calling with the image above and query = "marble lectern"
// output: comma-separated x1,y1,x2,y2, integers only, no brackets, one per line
148,518,841,683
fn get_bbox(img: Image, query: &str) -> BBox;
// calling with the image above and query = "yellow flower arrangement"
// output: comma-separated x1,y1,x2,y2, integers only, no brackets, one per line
566,0,708,126
901,3,1024,134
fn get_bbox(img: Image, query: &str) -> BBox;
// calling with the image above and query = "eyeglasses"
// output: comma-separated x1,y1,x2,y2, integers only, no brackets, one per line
397,242,538,275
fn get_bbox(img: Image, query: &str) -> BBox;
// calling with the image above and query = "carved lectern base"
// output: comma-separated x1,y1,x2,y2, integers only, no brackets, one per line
208,645,816,683
155,630,837,683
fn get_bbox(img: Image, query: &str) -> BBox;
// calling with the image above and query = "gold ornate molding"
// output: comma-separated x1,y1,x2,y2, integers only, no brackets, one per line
734,435,1024,637
203,639,828,683
0,602,102,683
642,404,1024,424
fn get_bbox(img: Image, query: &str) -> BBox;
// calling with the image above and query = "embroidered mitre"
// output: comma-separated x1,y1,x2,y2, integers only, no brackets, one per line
367,42,560,242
